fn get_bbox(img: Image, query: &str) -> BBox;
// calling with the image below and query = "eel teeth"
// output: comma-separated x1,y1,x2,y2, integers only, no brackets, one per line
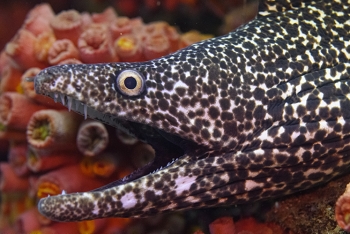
59,93,65,106
75,99,80,111
84,104,88,119
54,93,58,103
67,96,73,111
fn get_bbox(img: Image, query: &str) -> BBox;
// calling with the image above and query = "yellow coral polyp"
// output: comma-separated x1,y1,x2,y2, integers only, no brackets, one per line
29,231,42,234
27,149,39,166
344,212,350,225
36,181,60,199
0,123,6,131
32,121,50,140
117,37,135,51
35,32,56,62
78,220,95,234
16,83,24,94
92,160,115,178
80,157,115,178
80,157,94,177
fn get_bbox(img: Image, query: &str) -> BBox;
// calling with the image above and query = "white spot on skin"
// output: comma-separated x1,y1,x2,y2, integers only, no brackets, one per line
174,175,197,196
120,192,137,209
244,179,261,191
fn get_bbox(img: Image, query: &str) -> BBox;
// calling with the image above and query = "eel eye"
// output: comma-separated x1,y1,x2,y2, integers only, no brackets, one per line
115,70,145,96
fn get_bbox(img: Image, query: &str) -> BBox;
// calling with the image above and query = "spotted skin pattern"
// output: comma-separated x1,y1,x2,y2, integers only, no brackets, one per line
34,0,350,222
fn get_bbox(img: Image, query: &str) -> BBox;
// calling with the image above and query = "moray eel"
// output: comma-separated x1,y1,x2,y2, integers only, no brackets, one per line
34,0,350,222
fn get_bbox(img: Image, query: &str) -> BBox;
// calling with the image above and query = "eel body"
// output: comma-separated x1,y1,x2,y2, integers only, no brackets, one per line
34,0,350,222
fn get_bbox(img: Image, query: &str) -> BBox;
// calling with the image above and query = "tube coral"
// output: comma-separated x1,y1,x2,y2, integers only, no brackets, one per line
26,110,83,153
39,222,79,234
0,163,29,192
110,17,132,40
22,3,55,36
47,39,80,65
35,164,107,199
92,7,118,24
336,183,350,232
142,33,170,60
50,10,83,45
57,58,82,65
76,120,109,157
114,34,144,62
5,29,47,70
130,143,155,168
78,24,117,63
34,32,56,63
27,147,82,173
164,25,181,52
79,152,120,179
14,208,41,234
0,92,46,131
209,217,235,234
0,65,23,93
116,129,138,145
8,142,29,177
179,30,213,49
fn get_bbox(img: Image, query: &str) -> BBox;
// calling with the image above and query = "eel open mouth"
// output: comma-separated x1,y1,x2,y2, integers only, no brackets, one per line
32,67,208,221
37,90,193,188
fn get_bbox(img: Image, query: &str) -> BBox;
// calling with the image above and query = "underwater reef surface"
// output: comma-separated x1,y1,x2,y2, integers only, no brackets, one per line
0,2,350,234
